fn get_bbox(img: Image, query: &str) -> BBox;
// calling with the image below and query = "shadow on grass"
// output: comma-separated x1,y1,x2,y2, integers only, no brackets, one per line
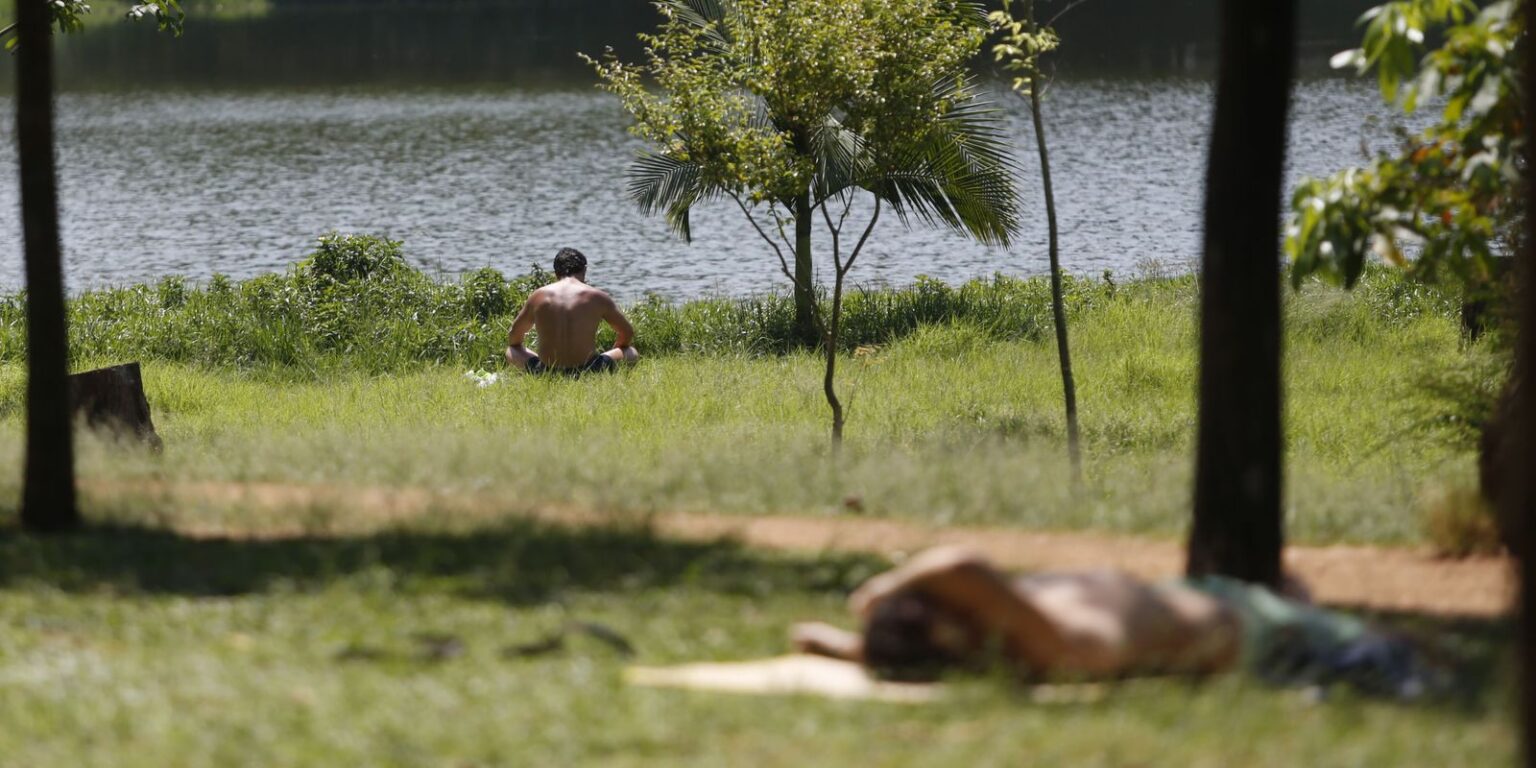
0,519,1513,713
1353,607,1516,714
0,519,888,606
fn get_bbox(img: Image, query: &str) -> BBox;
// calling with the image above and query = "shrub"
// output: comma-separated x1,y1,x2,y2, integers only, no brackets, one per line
0,237,1464,377
298,233,410,284
1420,482,1505,558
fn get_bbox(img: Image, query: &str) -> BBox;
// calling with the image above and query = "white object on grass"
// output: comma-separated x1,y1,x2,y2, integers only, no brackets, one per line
464,369,501,388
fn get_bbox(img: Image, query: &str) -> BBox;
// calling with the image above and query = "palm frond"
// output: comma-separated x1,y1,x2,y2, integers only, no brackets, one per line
628,151,713,242
657,0,736,51
810,115,867,204
870,76,1022,246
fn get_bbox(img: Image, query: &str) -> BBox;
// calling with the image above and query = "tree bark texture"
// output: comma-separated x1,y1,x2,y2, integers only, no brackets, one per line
16,0,81,533
1027,45,1082,485
793,192,817,347
1514,3,1535,763
1186,0,1295,587
68,362,163,451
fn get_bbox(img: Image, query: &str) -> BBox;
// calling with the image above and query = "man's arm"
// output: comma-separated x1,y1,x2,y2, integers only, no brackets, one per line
849,546,1071,672
507,293,539,349
602,295,636,349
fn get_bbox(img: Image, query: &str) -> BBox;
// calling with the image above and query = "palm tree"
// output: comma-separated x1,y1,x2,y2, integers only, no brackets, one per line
624,0,1020,357
1185,0,1296,587
15,0,81,532
629,78,1019,444
620,0,1020,445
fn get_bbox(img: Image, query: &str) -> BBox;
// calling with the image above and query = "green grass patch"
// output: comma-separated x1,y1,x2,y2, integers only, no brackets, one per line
0,521,1515,766
0,258,1489,545
0,247,1514,764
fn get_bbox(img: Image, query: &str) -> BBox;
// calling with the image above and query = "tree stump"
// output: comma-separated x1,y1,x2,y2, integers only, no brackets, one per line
68,362,162,451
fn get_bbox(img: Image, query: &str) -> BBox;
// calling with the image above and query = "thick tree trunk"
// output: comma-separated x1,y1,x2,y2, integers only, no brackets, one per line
1026,39,1082,485
1514,2,1535,763
1480,379,1524,557
17,0,81,533
68,362,163,451
793,192,817,347
1186,0,1295,587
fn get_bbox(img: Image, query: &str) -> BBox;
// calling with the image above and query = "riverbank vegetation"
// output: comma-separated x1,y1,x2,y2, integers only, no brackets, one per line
0,238,1494,546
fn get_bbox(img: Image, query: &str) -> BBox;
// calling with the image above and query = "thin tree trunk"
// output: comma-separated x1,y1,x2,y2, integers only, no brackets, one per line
794,192,817,347
17,0,81,533
1023,3,1081,485
824,275,844,448
1186,0,1295,587
1514,2,1536,762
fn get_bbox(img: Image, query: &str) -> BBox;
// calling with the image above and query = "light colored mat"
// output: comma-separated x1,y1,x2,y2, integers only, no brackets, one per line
626,655,1107,705
626,655,940,703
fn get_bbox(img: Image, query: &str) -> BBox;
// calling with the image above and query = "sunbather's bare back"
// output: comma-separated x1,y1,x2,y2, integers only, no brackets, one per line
523,280,619,367
794,546,1241,679
505,248,639,373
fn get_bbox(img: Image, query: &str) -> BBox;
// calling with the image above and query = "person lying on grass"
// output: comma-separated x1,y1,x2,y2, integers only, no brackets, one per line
505,247,640,377
791,546,1441,699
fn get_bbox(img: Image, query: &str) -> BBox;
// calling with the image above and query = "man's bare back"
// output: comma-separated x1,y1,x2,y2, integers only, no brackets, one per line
792,546,1241,680
505,248,639,374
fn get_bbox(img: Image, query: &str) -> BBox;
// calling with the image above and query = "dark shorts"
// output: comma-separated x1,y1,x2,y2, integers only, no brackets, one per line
525,353,617,378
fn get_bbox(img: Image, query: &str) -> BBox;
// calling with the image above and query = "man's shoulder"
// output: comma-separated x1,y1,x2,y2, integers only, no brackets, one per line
579,285,617,305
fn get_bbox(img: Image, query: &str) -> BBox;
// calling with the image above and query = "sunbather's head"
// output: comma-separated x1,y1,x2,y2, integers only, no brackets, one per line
861,590,978,681
554,247,588,279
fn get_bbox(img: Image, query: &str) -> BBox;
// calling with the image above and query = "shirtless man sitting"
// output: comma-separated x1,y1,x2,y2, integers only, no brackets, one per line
790,546,1435,697
505,248,640,376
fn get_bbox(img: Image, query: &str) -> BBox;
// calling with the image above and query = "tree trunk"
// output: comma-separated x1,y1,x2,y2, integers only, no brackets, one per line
1186,0,1295,587
1514,2,1535,762
1480,379,1524,557
68,362,163,451
824,273,845,448
1024,12,1082,485
17,0,81,533
794,192,818,347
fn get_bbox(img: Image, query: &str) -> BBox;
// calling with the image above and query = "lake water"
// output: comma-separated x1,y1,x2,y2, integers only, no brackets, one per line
0,2,1415,300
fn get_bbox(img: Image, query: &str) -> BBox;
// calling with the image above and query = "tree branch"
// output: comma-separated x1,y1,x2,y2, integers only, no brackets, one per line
841,198,882,278
820,194,844,274
1046,0,1094,28
769,206,797,256
730,192,817,300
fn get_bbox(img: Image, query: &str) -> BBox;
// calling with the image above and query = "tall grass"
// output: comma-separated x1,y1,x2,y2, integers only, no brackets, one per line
0,263,1485,544
0,234,1462,376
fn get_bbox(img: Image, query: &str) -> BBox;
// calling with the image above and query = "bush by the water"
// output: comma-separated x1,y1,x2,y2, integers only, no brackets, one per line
0,233,1463,375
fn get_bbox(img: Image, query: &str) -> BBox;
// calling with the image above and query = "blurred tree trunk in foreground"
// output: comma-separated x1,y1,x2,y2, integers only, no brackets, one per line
1517,3,1535,763
16,0,80,532
1186,0,1295,587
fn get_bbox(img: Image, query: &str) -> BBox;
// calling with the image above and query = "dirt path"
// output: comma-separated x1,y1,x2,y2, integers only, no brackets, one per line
89,479,1516,619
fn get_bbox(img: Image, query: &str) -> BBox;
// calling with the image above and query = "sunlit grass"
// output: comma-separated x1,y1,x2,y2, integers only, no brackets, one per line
0,523,1515,767
0,267,1512,765
0,270,1484,545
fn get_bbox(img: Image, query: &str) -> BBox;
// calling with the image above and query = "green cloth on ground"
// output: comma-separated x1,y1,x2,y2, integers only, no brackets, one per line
1186,576,1368,675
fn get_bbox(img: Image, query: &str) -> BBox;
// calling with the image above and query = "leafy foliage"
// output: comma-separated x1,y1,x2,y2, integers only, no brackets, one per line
298,233,411,284
585,0,1022,248
0,234,1164,373
2,0,183,52
988,0,1059,97
1286,0,1522,289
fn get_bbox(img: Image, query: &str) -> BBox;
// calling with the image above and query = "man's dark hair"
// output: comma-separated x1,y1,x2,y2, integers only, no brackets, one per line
553,247,587,278
861,591,974,682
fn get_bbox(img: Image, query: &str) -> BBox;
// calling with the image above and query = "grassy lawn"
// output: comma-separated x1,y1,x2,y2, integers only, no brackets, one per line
0,273,1493,545
0,522,1516,767
0,272,1516,765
